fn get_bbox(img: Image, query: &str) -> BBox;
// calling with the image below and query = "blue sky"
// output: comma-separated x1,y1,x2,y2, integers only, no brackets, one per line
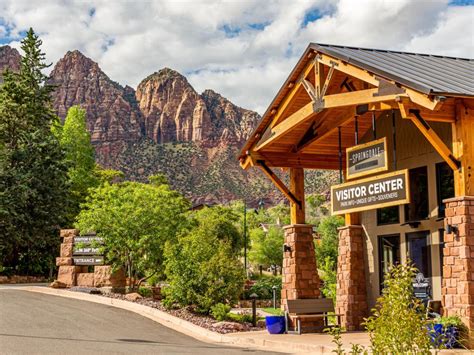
1,0,473,113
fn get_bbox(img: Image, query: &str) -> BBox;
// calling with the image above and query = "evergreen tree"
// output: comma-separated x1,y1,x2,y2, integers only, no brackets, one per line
0,28,68,275
54,105,98,223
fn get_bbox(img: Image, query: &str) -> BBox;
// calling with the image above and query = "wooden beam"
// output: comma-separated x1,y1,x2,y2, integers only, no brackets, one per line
345,213,360,225
256,88,405,152
296,107,354,152
315,60,325,98
290,167,305,224
256,160,301,207
255,102,316,151
398,98,455,123
250,151,343,170
402,107,460,171
302,79,317,102
322,88,407,108
318,54,380,87
453,101,474,196
318,53,443,111
269,58,317,128
320,64,335,98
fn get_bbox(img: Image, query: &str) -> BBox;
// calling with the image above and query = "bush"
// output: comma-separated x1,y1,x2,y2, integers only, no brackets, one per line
163,208,245,314
243,275,281,300
138,286,152,298
319,256,336,304
228,311,253,324
210,303,231,321
248,226,284,268
364,263,431,354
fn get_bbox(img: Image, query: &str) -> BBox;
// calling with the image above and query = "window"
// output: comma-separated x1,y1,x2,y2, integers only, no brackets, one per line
407,231,431,279
377,206,400,225
436,162,454,218
378,234,400,290
405,166,429,221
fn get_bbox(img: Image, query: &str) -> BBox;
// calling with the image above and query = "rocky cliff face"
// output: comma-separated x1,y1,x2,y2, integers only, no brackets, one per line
136,69,259,146
0,45,334,204
48,50,145,166
0,46,21,82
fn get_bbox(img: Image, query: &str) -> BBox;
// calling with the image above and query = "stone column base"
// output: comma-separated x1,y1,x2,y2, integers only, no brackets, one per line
336,225,368,331
443,196,474,348
281,224,323,332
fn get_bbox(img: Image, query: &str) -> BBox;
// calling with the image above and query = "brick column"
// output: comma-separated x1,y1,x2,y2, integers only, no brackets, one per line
443,196,474,348
336,225,368,331
282,224,320,304
281,224,322,331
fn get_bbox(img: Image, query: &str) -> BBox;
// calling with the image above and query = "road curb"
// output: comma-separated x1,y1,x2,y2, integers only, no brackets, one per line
19,286,334,354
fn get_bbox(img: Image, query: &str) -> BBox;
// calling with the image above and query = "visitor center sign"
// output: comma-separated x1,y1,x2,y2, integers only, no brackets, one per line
331,169,409,215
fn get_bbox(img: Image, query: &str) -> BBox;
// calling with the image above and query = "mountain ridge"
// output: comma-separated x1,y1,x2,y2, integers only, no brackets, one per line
0,45,336,204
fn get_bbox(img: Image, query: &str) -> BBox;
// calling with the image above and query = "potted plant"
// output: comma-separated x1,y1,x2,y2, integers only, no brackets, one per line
265,309,286,334
428,315,465,349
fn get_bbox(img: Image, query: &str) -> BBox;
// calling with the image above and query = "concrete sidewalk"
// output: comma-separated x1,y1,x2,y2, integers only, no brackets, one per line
11,286,472,354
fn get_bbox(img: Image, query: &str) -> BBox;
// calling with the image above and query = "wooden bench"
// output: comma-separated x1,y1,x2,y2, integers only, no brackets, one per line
285,298,341,334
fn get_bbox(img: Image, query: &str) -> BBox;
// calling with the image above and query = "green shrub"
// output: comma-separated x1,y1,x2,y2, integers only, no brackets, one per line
147,274,160,287
210,303,231,321
319,257,337,304
364,263,431,354
228,312,253,324
243,275,281,300
163,209,245,314
138,287,152,298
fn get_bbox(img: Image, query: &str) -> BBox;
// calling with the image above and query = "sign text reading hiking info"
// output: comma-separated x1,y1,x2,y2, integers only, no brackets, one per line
346,137,388,179
331,169,409,215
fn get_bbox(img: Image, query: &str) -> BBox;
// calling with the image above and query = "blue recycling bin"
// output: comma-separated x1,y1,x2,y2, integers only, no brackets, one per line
265,316,286,334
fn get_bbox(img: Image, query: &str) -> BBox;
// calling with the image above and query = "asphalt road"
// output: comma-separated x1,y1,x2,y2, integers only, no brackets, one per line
0,289,282,354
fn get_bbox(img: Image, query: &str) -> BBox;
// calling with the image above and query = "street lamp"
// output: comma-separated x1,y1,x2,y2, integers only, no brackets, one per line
243,199,265,275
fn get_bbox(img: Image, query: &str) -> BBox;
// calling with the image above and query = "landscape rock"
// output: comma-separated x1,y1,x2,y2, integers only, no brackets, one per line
60,229,79,238
49,280,67,289
57,266,81,287
56,257,73,266
125,292,143,301
60,243,74,257
94,266,126,287
76,273,95,287
211,321,250,332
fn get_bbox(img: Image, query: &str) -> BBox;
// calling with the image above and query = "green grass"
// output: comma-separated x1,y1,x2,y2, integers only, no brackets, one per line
262,307,284,316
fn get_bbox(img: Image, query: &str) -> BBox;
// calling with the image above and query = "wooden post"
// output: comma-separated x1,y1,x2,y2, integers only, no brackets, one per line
289,168,305,224
453,101,474,196
345,213,360,226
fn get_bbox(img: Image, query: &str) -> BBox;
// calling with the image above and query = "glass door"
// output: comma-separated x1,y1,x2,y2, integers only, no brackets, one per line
378,234,400,290
406,231,431,279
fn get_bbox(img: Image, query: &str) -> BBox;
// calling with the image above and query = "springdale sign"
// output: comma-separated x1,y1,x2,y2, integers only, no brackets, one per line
346,137,388,180
331,169,410,215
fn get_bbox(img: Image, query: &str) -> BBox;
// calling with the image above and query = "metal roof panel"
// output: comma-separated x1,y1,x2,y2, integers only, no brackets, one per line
311,43,474,96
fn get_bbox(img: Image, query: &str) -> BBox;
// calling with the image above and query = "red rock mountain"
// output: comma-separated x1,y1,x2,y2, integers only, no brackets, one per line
0,45,270,203
0,46,21,82
0,45,333,204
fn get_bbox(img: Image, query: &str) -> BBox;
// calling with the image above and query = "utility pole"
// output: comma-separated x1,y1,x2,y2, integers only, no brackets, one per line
243,200,247,273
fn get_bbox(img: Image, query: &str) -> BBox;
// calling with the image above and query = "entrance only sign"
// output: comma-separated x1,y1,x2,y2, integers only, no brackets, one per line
331,169,410,215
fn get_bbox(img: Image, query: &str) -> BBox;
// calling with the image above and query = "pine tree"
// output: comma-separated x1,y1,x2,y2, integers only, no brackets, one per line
0,28,68,275
54,105,98,223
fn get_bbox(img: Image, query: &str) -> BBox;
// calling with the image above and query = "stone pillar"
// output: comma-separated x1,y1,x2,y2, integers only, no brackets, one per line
56,229,80,287
336,225,368,331
281,224,321,331
442,196,474,348
282,224,320,304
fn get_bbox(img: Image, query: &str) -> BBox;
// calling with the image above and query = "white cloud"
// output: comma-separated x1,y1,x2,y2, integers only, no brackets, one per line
0,0,472,114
